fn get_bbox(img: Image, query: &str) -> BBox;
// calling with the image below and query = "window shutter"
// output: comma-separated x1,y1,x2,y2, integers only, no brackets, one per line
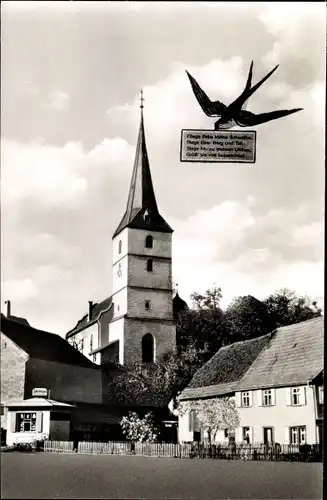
10,412,17,433
286,388,291,406
284,427,290,444
271,388,276,406
36,412,43,432
250,426,254,444
299,387,307,406
257,390,263,407
236,427,243,444
248,391,253,407
235,392,241,408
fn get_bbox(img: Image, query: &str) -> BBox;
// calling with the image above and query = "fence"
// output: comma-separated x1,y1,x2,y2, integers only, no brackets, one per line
44,440,74,453
43,441,322,462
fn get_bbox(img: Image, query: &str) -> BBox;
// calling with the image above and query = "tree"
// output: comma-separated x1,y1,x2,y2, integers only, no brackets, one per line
225,295,277,342
109,344,207,406
177,397,240,445
264,289,322,327
188,286,228,354
120,411,158,442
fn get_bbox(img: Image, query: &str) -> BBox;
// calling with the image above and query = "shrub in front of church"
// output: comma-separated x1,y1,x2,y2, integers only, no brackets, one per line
120,411,158,442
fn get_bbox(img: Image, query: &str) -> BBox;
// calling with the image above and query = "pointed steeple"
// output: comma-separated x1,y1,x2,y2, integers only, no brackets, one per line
113,94,173,238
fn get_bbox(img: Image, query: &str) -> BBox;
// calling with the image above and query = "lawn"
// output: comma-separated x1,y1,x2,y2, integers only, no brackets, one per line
1,452,322,499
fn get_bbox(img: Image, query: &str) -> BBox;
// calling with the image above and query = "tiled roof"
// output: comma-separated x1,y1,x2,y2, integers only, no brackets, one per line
187,333,274,389
1,315,95,368
173,292,189,319
238,316,323,390
179,316,323,401
113,113,173,238
179,382,239,401
66,296,113,338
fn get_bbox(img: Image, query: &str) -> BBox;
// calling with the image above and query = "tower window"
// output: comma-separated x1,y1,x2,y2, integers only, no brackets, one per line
143,210,150,223
145,235,153,248
118,240,122,254
90,334,93,353
145,300,151,311
142,333,155,363
147,259,153,272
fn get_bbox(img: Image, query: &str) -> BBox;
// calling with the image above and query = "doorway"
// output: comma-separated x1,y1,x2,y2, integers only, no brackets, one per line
263,427,274,445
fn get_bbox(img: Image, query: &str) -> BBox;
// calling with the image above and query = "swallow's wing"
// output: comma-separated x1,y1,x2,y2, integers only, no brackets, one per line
246,65,279,100
186,71,227,117
235,108,303,127
241,61,254,111
230,64,279,112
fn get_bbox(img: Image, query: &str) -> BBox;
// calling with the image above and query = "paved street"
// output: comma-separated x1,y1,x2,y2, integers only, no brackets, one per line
1,452,323,499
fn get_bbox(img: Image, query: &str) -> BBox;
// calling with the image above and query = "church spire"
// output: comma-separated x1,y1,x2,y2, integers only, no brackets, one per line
113,92,173,238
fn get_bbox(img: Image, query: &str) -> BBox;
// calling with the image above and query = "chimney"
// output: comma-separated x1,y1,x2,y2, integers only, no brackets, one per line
5,300,11,317
88,301,93,321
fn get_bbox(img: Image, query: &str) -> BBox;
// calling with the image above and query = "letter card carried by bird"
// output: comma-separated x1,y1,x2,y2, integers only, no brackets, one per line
180,61,302,163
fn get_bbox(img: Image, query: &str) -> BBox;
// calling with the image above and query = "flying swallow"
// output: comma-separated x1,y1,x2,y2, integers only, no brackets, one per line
186,62,303,129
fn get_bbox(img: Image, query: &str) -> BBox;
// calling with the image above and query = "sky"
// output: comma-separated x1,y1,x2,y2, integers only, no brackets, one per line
1,1,325,336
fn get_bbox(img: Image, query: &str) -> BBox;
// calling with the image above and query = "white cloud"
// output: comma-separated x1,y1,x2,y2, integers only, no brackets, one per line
259,3,326,87
48,91,70,111
2,278,39,302
0,136,134,208
172,201,324,308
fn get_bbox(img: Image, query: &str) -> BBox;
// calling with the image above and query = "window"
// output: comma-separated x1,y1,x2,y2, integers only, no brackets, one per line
144,210,150,223
142,333,155,363
241,391,251,407
263,389,272,406
145,300,151,311
147,259,153,272
318,386,324,404
224,429,229,438
118,240,122,254
291,387,301,406
242,427,250,443
0,406,4,416
90,334,93,353
78,338,84,353
188,411,201,433
93,354,97,363
290,426,306,445
145,235,153,248
17,412,37,432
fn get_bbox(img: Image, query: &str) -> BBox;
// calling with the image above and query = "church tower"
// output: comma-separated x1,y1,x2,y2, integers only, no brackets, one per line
109,98,176,365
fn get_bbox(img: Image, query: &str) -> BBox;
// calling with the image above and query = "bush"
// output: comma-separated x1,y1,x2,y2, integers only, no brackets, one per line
3,440,45,453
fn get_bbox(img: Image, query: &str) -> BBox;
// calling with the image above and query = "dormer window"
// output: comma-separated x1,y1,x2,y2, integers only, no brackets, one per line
143,210,150,223
147,259,153,272
118,240,122,254
145,300,151,311
145,235,153,248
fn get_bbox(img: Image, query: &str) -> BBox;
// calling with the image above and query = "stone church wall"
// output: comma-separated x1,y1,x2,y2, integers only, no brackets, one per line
124,318,176,365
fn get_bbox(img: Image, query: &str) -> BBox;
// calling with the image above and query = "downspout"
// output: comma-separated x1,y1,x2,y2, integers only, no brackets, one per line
308,380,318,444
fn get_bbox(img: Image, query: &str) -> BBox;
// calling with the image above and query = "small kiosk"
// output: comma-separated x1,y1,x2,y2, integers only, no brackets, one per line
5,388,74,446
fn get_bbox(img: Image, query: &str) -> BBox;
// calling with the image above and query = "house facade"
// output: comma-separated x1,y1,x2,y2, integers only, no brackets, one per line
178,317,324,446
